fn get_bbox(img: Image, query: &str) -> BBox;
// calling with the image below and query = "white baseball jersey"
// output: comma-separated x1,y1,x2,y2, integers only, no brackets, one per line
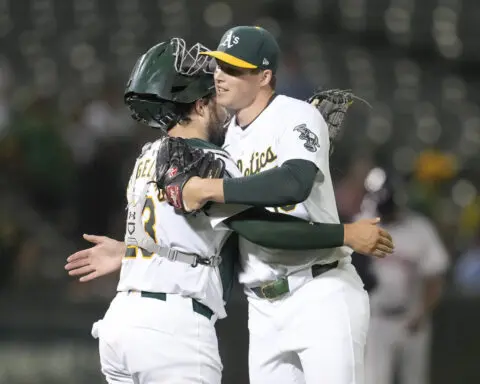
117,138,246,318
366,211,450,314
223,94,351,287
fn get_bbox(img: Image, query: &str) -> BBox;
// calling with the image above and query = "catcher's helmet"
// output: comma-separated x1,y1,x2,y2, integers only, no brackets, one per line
363,167,405,217
124,37,216,131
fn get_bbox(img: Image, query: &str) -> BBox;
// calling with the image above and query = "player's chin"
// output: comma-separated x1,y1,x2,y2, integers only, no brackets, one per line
216,90,232,107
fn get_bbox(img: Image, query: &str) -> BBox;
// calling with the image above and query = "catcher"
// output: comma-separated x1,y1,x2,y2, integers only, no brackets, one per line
67,37,393,384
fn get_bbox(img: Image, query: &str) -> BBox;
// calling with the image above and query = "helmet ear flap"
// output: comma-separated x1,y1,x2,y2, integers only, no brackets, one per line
125,94,180,133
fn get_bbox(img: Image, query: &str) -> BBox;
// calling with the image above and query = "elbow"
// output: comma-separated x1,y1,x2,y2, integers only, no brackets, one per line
283,178,313,204
295,182,313,202
281,161,316,204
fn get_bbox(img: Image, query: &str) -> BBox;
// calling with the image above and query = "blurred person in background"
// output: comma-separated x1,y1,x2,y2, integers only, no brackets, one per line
359,167,449,384
335,155,378,293
335,155,374,222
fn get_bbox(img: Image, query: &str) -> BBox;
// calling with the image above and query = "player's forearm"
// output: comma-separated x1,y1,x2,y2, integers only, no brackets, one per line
222,159,317,207
225,207,344,250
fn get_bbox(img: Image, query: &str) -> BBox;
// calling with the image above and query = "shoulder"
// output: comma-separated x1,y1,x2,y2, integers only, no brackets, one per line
139,141,154,155
274,95,322,118
147,137,168,152
134,139,162,160
273,95,326,134
272,95,327,140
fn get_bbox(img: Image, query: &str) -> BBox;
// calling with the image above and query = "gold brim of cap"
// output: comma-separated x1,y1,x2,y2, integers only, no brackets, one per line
200,51,257,69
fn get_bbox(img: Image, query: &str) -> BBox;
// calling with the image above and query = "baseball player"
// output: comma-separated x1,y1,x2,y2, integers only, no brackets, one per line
360,167,449,384
157,26,385,384
70,38,394,384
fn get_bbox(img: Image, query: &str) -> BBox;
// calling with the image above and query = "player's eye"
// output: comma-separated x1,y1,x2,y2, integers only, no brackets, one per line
216,61,249,77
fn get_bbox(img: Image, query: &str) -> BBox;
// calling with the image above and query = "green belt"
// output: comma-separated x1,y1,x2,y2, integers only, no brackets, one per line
137,291,214,320
251,261,339,300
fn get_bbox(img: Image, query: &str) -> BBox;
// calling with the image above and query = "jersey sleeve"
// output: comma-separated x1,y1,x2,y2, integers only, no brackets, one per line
418,217,450,276
276,103,330,173
205,151,250,230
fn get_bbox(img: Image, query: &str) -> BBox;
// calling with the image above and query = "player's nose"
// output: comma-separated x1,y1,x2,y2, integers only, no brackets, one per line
214,66,225,82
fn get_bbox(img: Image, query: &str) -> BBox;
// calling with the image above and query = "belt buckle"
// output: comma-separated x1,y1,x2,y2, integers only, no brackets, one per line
260,277,289,300
193,255,222,268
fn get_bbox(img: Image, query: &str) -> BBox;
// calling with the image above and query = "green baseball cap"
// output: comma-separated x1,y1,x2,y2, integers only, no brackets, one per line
201,26,280,73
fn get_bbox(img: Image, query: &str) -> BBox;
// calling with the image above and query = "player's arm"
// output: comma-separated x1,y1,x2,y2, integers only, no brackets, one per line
216,207,394,257
182,106,326,209
407,218,450,332
65,234,125,282
187,159,317,208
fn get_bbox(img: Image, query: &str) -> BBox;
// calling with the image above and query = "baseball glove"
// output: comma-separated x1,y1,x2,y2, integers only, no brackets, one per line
307,89,371,154
155,137,225,214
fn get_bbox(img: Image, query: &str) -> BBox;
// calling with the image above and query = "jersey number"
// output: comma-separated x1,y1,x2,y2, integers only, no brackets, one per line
124,196,157,259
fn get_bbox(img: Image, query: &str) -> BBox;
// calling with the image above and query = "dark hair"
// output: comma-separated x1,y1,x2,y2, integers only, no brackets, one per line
269,74,276,90
253,68,276,90
173,94,213,126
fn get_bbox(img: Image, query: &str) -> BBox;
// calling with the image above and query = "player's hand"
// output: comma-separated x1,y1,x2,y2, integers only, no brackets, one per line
65,234,125,282
156,137,225,214
343,218,394,258
181,176,211,212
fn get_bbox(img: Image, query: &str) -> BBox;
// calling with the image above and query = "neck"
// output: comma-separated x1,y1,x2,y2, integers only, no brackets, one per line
236,88,274,127
168,120,207,141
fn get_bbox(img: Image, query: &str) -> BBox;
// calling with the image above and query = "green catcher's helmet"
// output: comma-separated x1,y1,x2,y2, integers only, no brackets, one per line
124,37,216,132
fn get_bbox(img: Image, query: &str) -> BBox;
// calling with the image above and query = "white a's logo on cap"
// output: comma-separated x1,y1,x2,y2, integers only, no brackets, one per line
262,58,269,65
220,31,240,49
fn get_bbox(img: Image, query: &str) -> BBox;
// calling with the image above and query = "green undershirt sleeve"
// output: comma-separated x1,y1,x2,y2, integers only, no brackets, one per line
223,207,344,250
223,159,318,207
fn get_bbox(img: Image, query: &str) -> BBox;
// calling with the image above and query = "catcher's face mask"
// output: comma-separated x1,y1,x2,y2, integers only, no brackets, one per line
124,38,216,131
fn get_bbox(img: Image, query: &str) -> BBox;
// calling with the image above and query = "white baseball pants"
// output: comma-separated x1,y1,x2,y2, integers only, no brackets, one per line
92,292,222,384
365,314,431,384
247,261,370,384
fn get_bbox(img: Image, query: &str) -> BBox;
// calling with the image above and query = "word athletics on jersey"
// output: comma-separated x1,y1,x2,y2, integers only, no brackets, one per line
236,146,277,176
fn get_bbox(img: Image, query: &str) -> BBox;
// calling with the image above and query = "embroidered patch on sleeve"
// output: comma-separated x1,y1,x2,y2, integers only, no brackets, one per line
293,124,320,152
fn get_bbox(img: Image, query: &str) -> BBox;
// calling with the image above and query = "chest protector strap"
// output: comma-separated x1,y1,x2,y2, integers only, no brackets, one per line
124,184,222,268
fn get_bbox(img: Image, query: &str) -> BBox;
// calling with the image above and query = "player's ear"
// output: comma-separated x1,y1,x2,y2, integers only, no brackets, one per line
194,98,208,117
259,69,272,87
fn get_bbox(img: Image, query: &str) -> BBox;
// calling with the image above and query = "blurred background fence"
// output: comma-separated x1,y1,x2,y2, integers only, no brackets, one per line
1,0,480,383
